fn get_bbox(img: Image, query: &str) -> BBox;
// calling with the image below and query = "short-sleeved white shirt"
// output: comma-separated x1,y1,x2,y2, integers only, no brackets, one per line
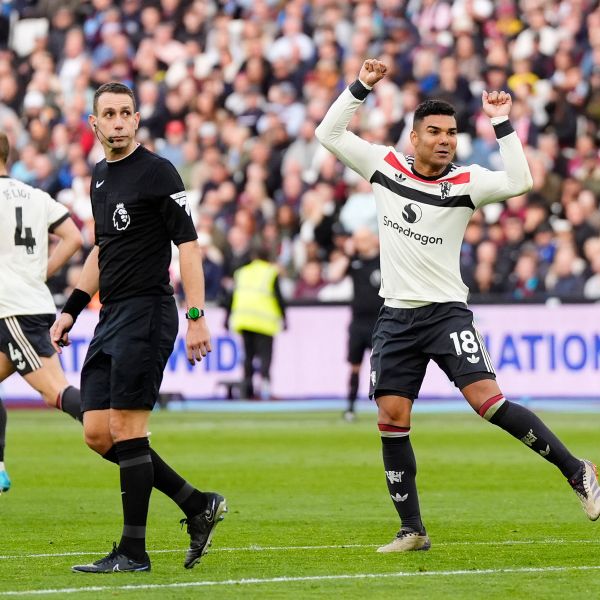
0,177,69,317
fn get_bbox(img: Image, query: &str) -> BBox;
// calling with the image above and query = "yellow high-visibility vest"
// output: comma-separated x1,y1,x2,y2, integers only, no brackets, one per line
230,260,283,336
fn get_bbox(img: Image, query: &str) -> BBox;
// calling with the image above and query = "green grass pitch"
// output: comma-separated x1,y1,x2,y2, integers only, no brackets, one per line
1,409,599,598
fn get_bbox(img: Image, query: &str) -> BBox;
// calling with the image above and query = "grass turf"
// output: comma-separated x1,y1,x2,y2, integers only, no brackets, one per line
0,409,599,599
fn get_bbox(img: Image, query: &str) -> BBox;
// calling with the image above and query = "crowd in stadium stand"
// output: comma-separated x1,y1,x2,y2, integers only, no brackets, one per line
1,0,600,307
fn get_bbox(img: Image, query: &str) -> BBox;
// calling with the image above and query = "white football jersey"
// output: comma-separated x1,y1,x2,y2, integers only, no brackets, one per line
0,177,69,317
316,85,533,305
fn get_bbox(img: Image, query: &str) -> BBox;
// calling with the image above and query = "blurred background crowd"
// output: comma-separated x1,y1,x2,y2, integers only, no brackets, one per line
1,0,600,307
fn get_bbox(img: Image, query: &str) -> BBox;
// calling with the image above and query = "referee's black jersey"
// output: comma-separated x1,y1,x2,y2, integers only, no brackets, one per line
91,145,197,304
347,254,383,318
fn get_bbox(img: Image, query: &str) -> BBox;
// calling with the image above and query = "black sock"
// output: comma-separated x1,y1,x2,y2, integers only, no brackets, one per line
103,446,118,464
380,426,423,532
58,386,82,423
348,372,359,412
115,437,153,561
149,449,207,517
103,445,206,518
0,398,6,462
481,396,581,479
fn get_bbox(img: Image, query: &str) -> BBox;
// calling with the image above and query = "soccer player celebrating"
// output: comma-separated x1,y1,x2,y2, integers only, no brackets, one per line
0,131,83,493
316,59,600,552
52,83,226,572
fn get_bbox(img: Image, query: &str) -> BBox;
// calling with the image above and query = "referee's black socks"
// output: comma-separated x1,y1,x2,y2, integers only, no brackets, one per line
380,425,424,532
103,445,207,518
148,449,208,517
479,395,581,479
115,437,153,561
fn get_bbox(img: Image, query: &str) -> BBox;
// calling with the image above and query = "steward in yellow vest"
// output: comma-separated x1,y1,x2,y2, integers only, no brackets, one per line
225,249,287,399
230,259,284,336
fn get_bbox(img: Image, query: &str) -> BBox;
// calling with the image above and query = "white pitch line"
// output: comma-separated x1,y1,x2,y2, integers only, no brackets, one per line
1,565,600,596
1,539,600,560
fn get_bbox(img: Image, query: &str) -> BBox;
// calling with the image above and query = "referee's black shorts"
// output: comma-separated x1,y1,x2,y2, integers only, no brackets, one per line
369,302,496,401
81,295,178,412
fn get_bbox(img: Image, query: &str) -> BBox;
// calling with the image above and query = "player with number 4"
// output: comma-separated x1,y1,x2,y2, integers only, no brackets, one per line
0,131,84,493
316,59,600,553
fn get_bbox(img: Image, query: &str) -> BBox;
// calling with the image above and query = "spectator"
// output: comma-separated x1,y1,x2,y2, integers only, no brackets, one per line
137,79,167,139
196,232,224,304
496,216,526,282
222,224,253,288
282,119,321,184
156,120,186,168
583,252,600,300
506,249,546,300
545,245,586,299
1,1,599,307
565,200,599,258
293,259,326,300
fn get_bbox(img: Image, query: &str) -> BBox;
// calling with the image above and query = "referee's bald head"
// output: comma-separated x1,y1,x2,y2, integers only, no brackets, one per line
93,82,136,115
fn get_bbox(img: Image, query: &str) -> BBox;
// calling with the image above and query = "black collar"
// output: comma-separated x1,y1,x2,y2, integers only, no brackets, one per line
411,163,453,181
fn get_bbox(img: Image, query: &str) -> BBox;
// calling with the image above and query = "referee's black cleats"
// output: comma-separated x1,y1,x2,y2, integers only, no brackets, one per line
71,543,151,573
181,492,227,569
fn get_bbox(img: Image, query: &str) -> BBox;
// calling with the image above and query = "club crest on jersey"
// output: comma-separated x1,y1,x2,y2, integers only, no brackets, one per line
112,203,131,231
439,181,452,200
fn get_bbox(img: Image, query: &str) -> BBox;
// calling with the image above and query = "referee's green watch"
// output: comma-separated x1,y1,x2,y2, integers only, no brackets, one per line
185,307,205,320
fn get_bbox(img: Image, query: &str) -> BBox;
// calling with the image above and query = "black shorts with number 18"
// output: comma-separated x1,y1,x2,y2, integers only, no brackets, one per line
369,302,496,401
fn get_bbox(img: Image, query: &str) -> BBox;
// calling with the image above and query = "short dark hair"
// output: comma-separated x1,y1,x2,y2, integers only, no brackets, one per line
254,246,271,262
413,99,456,127
93,82,136,115
0,131,9,164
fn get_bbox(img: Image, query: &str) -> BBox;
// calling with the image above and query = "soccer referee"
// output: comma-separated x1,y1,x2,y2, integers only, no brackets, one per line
52,82,226,573
316,59,600,553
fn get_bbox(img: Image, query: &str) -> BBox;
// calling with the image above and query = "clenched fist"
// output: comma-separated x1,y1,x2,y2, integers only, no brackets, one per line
358,59,388,87
481,90,512,118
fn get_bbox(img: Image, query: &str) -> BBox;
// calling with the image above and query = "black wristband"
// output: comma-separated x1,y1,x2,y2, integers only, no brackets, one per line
493,119,514,139
62,288,91,321
349,79,371,101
